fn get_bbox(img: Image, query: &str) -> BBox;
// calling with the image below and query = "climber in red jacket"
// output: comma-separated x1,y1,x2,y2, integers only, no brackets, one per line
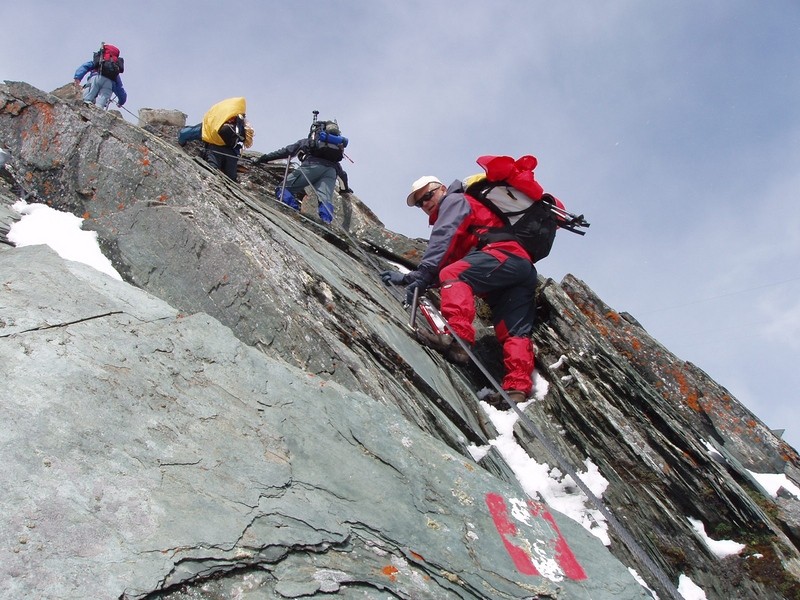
381,164,540,407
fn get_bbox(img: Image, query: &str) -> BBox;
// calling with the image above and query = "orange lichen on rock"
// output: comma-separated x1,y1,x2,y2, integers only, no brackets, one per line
685,390,701,412
409,550,425,562
381,565,399,581
668,368,703,412
138,145,151,167
594,322,610,337
24,103,59,154
34,101,55,127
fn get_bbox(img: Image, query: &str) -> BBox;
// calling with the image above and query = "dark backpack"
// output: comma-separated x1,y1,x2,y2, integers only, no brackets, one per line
92,44,124,79
466,179,589,263
306,119,348,162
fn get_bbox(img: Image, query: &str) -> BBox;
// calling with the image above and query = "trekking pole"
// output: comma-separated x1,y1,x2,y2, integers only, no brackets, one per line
408,286,420,329
108,94,139,121
276,156,293,200
275,109,319,199
117,104,138,120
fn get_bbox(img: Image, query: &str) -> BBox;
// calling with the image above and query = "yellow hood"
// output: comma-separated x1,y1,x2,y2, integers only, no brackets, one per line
201,97,246,146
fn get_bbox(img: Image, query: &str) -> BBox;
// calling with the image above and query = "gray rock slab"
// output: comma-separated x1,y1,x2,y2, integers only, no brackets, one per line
0,245,648,599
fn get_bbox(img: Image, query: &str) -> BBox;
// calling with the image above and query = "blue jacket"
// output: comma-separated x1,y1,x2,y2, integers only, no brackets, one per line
73,61,128,106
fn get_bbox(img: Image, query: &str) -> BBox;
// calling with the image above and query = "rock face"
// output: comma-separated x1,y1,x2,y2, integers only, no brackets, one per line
1,81,798,600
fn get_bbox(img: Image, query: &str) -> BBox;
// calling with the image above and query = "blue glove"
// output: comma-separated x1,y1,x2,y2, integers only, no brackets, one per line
404,280,427,306
380,270,406,286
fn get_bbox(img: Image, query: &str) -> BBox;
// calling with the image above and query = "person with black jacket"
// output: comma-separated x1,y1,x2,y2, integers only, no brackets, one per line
199,97,251,182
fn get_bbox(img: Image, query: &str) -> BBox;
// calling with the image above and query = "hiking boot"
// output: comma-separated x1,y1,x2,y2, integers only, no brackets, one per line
445,342,470,365
318,201,334,223
415,328,452,352
415,329,470,365
275,187,301,210
484,390,528,408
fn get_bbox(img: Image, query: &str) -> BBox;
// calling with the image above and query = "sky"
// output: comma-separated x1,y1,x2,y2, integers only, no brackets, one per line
2,0,798,452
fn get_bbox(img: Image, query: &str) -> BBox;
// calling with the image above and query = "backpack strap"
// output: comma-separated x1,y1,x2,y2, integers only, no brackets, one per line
468,180,590,237
464,179,517,247
465,179,509,221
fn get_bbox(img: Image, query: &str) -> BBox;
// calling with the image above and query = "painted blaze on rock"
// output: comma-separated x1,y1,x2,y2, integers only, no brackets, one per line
486,492,588,582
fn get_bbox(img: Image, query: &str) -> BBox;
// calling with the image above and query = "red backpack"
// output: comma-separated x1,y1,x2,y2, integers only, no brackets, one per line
92,43,125,79
464,155,590,262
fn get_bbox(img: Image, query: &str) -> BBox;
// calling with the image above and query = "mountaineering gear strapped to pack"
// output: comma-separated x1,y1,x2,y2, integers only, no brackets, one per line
306,110,348,163
464,155,589,263
92,43,124,79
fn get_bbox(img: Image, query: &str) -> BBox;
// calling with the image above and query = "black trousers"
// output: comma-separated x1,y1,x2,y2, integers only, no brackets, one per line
204,143,239,181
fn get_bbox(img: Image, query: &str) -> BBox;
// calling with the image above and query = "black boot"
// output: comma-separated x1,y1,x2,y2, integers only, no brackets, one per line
484,390,527,408
415,329,470,365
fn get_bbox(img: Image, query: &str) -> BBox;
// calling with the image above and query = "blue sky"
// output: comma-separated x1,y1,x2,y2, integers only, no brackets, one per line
3,0,799,451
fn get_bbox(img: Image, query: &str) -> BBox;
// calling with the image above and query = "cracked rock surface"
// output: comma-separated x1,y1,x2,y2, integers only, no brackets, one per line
1,80,798,599
1,246,641,599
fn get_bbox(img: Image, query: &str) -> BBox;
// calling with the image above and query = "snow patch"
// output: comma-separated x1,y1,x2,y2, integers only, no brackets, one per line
687,517,745,558
10,200,122,280
747,470,800,500
678,574,708,599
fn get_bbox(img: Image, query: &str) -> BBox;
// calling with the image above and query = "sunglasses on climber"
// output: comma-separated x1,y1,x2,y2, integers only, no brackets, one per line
414,186,441,208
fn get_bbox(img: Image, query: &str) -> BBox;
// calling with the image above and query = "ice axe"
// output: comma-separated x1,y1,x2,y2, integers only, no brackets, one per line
407,286,447,335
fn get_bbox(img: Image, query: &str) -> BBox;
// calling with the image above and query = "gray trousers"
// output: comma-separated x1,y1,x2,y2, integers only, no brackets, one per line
83,74,114,108
286,163,336,204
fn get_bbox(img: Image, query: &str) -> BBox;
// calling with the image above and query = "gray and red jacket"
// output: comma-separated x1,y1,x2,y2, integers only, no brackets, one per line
406,180,531,288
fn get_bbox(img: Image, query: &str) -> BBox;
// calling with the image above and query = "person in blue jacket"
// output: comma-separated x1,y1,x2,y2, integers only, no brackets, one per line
73,60,127,109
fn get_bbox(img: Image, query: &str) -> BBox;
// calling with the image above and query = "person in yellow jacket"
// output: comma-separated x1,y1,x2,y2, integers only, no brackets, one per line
200,97,252,181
